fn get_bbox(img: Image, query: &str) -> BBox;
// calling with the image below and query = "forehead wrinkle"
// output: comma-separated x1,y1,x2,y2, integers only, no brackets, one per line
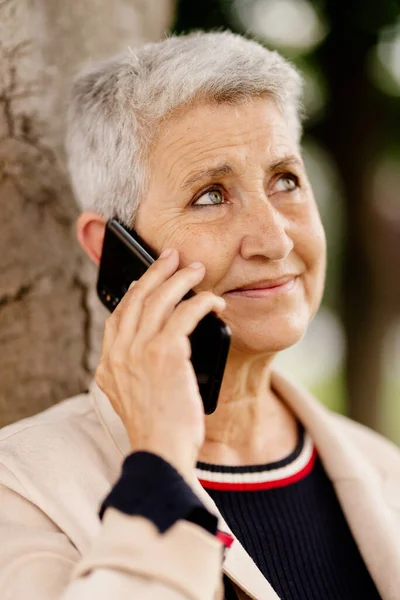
155,97,289,162
165,120,269,172
165,137,244,190
157,124,224,163
156,117,299,195
158,114,272,170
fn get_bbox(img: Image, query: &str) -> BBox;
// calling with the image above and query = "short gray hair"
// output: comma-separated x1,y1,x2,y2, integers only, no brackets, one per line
66,31,304,226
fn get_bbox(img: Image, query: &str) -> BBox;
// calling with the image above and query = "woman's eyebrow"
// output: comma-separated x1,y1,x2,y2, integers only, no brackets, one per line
181,155,303,191
268,155,303,171
181,163,235,190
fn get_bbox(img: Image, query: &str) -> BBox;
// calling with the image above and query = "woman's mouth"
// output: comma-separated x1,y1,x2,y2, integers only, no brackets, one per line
225,276,298,299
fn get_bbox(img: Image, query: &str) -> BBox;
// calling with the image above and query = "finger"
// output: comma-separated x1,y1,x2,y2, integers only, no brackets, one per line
109,248,179,346
106,279,137,332
133,263,206,344
162,291,226,339
100,313,119,359
130,247,179,296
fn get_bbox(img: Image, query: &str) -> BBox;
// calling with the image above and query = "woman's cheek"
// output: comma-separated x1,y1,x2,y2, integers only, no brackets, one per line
179,224,232,258
294,209,326,308
300,202,326,261
309,235,327,315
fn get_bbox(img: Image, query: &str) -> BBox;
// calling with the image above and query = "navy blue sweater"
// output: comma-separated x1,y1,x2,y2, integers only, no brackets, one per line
198,426,381,599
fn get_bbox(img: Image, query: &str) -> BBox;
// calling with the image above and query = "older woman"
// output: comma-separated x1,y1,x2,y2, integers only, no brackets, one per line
0,31,398,600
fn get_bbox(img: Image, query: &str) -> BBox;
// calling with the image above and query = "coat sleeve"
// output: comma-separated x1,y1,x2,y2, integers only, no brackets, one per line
0,464,224,600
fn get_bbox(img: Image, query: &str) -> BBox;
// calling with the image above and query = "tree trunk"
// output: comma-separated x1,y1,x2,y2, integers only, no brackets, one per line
0,0,175,427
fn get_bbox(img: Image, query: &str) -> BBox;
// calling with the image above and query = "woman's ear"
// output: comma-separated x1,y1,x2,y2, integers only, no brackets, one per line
76,212,107,265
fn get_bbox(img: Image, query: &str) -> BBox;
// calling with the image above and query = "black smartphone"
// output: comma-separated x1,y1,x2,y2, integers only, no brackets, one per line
97,219,231,415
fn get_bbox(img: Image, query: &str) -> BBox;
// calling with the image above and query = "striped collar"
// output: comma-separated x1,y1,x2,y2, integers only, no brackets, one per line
196,426,317,491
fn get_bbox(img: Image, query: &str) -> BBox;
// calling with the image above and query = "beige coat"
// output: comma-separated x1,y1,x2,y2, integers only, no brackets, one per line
0,371,399,600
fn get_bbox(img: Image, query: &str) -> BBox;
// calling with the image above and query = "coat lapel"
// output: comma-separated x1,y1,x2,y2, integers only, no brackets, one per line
272,370,400,600
192,479,280,600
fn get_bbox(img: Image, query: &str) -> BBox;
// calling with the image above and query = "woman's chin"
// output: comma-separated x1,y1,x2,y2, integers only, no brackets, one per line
228,316,308,356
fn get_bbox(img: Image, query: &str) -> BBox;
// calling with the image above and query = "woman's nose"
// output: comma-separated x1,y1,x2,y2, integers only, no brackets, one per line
239,203,294,262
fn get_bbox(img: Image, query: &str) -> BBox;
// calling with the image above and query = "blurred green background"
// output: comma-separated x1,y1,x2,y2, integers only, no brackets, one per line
173,0,400,444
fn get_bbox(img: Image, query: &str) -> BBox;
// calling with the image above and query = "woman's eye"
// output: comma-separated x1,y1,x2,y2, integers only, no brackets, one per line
193,189,224,207
274,175,299,193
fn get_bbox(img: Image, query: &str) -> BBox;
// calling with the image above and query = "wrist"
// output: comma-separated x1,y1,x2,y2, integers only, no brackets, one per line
129,440,197,481
100,450,215,536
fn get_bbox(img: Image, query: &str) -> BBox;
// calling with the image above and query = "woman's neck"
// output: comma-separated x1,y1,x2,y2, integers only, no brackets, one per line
198,349,298,466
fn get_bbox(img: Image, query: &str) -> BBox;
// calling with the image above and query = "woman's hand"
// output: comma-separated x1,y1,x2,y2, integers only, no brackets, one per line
95,247,226,479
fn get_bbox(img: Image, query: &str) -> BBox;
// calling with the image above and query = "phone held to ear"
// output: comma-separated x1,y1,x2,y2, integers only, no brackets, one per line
96,219,231,415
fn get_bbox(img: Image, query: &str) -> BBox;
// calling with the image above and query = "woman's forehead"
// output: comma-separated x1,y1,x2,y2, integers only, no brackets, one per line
157,97,290,148
150,98,299,185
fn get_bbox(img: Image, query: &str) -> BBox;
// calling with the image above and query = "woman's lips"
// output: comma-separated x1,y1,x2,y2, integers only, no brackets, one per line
225,277,298,298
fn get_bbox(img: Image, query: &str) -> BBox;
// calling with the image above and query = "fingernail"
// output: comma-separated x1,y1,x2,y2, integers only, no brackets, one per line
129,281,137,290
189,262,204,269
160,248,173,259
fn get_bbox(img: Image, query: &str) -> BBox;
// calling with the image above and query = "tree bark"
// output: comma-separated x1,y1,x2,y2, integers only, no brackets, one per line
0,0,175,427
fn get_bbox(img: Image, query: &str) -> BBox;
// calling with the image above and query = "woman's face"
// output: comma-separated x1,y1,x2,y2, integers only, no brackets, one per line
135,97,326,355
